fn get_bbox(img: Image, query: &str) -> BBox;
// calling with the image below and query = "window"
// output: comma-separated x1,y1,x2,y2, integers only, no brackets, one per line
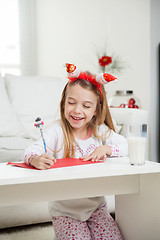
0,0,20,76
0,0,36,76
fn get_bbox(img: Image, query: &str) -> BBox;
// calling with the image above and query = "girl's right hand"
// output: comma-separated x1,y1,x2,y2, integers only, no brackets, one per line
28,153,57,170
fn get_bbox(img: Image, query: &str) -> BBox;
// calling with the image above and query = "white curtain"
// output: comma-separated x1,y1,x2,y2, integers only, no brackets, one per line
18,0,37,75
0,0,20,75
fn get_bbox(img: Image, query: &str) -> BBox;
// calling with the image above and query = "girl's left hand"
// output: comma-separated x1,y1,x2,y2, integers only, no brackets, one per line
79,145,112,162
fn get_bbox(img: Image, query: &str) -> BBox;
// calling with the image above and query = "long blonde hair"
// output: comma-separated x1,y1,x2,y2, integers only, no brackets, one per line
60,79,115,158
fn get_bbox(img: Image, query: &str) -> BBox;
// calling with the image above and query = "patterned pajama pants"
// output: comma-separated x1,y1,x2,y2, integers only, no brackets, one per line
52,204,123,240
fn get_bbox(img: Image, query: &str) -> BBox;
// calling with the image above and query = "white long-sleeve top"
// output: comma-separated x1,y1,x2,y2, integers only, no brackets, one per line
24,121,128,221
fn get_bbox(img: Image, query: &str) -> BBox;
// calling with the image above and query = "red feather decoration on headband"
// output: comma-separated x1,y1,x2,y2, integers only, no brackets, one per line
68,72,102,96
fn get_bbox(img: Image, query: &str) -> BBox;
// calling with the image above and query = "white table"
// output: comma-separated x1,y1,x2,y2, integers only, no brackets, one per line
0,157,160,240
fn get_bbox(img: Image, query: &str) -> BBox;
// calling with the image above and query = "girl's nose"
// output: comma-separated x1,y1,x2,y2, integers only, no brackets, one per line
74,104,81,113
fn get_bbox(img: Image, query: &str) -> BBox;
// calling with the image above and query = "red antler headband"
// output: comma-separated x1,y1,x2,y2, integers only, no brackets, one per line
65,63,117,97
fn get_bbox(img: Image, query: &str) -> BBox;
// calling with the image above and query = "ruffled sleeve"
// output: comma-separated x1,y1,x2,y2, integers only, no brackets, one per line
24,121,64,164
98,124,128,157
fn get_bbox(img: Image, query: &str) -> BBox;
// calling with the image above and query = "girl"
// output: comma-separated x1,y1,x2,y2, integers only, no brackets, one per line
24,64,128,240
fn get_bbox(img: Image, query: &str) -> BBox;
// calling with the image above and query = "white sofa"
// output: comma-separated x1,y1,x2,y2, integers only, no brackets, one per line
0,73,148,229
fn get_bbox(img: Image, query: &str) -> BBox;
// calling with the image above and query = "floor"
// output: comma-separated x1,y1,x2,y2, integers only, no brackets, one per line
0,222,56,240
0,213,115,240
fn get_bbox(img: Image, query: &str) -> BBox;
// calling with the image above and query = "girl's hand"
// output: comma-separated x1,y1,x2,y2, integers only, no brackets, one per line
28,153,57,170
80,145,112,162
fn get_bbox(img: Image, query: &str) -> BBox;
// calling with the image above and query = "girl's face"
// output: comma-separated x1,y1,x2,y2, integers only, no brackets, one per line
64,84,97,133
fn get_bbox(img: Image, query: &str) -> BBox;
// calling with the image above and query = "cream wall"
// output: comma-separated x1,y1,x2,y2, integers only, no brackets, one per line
151,0,160,162
35,0,150,111
35,0,160,162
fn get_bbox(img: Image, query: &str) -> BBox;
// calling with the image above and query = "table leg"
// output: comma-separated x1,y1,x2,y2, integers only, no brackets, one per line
115,173,160,240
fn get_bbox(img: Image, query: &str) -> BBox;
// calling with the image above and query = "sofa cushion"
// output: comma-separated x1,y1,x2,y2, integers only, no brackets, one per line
0,197,115,228
0,74,25,137
0,202,51,229
0,137,34,163
4,74,66,139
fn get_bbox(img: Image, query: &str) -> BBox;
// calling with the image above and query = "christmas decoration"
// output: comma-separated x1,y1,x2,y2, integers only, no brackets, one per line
65,63,80,78
99,56,112,67
94,41,126,74
34,117,47,153
109,90,141,109
96,73,117,84
118,98,139,109
98,53,125,74
65,63,117,97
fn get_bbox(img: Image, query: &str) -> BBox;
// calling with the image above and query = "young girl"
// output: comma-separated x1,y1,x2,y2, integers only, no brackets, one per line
24,64,128,240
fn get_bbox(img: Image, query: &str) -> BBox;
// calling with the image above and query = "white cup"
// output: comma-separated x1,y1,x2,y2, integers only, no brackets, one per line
126,124,147,165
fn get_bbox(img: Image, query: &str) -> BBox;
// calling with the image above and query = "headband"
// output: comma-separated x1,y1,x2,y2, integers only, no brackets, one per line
65,63,117,97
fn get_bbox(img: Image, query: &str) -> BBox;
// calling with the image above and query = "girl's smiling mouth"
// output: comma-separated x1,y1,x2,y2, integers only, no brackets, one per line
71,116,84,121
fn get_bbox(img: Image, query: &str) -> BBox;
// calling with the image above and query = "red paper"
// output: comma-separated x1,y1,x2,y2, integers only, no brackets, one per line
7,158,104,170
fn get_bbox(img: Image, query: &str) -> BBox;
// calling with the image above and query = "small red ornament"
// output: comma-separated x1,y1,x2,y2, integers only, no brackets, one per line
128,104,134,108
128,98,135,105
119,104,126,108
134,105,139,109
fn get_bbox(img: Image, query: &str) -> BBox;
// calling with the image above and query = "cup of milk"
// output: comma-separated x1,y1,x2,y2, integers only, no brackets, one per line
126,124,147,165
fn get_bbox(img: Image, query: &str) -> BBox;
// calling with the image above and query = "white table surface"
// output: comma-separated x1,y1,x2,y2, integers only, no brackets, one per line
1,157,160,185
1,157,160,240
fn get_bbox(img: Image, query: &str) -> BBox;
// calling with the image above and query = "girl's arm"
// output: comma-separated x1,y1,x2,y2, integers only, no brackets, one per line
24,122,63,169
24,138,57,170
80,145,112,162
80,128,128,162
106,130,128,157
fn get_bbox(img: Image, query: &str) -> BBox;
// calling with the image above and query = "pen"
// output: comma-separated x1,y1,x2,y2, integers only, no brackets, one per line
34,117,47,153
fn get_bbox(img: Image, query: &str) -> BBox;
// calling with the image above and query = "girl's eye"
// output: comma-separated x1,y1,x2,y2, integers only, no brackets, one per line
68,102,75,105
83,105,91,108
